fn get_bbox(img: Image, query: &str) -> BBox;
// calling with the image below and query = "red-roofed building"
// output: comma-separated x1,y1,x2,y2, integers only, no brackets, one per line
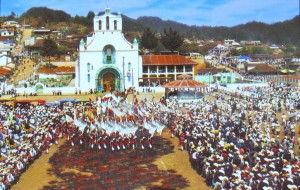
37,66,75,80
26,39,44,57
37,66,75,75
0,67,11,75
141,55,198,87
0,67,12,79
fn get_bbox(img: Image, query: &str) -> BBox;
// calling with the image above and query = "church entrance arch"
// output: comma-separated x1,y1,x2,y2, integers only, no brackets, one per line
103,72,114,92
96,67,122,92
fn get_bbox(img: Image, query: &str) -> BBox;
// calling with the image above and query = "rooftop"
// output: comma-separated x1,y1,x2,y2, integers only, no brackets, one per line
37,66,75,74
142,55,197,66
247,64,277,74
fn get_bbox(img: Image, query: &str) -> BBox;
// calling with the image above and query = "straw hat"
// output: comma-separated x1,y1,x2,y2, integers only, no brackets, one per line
287,185,297,190
219,176,228,181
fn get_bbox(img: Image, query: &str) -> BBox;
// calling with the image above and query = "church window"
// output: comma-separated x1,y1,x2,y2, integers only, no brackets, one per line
103,45,115,64
114,20,117,30
87,63,90,72
106,16,109,30
87,74,90,82
99,20,102,30
128,62,131,71
106,48,112,63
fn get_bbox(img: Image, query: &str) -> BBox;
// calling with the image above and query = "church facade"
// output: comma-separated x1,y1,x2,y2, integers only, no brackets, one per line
76,8,141,92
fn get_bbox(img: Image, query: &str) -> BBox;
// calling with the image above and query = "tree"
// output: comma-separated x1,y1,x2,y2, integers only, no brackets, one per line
6,12,16,20
230,48,240,56
282,44,296,56
86,11,95,27
251,46,271,54
41,36,58,67
154,41,166,54
57,44,69,58
177,42,201,53
161,27,183,52
140,28,158,51
240,47,251,55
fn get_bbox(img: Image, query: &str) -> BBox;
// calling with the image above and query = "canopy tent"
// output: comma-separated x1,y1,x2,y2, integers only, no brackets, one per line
238,55,250,61
45,101,59,106
0,97,16,102
60,98,76,104
177,74,192,80
162,79,207,89
280,69,295,74
14,99,46,105
162,78,207,100
75,100,90,104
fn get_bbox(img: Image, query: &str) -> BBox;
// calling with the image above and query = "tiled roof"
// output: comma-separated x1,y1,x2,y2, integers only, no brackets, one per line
162,79,207,88
1,66,13,71
142,55,197,66
247,64,277,73
271,54,283,58
33,28,51,32
0,67,11,75
281,75,300,80
28,39,44,47
37,66,75,74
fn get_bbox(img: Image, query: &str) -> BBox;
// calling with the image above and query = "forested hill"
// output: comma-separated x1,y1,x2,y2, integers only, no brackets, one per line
19,7,299,46
134,15,299,46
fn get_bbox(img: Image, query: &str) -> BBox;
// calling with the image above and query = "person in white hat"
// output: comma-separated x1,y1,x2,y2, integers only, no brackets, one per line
0,178,5,190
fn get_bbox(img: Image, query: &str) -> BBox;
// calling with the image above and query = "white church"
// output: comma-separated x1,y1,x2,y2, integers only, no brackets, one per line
76,8,141,92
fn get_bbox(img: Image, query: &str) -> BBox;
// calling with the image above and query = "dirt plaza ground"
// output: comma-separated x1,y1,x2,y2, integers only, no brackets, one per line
8,91,300,189
10,92,212,190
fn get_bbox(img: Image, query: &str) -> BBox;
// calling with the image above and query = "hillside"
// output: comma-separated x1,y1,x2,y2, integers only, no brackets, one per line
18,7,300,47
134,15,300,46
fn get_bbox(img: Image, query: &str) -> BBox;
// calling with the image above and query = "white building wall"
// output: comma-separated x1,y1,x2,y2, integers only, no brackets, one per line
77,8,140,92
24,37,36,46
0,55,12,66
38,73,58,79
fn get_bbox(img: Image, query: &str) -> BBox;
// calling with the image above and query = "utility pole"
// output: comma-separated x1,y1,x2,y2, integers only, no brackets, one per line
0,0,2,25
122,56,125,91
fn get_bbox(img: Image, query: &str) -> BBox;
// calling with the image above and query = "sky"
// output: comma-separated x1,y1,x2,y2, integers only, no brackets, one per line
2,0,299,26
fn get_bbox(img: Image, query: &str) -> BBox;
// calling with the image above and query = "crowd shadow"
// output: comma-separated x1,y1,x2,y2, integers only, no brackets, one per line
43,136,189,190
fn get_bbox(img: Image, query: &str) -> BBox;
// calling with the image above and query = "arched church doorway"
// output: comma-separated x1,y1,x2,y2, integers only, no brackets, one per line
96,68,121,92
103,72,114,92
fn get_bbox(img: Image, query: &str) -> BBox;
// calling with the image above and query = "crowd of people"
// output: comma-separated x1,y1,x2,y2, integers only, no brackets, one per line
0,92,165,190
0,81,300,189
165,82,300,189
167,89,204,100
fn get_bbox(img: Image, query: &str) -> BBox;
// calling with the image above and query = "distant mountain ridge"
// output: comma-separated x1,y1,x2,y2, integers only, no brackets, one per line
130,15,299,46
20,7,299,46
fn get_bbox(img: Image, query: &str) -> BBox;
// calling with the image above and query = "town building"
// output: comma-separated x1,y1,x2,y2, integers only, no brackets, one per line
76,8,204,92
0,29,14,37
76,8,140,92
224,39,240,47
195,68,236,85
141,55,198,87
266,75,300,86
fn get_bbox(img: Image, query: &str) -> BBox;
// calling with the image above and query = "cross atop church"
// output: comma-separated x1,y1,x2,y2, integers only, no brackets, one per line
105,7,110,14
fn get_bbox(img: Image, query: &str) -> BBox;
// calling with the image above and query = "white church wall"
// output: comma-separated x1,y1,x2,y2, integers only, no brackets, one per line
77,8,140,92
16,86,76,95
